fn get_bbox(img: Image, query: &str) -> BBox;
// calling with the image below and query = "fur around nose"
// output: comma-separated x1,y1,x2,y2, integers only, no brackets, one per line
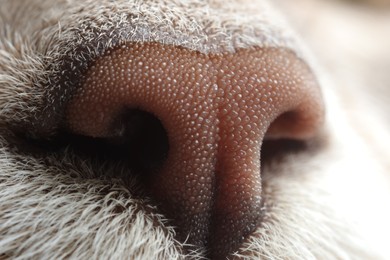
67,42,324,259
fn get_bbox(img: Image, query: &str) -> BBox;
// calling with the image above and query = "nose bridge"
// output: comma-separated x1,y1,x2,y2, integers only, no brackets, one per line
156,54,268,257
209,60,268,258
153,66,220,247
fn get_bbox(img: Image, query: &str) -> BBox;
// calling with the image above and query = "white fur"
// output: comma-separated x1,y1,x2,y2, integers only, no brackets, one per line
0,0,389,259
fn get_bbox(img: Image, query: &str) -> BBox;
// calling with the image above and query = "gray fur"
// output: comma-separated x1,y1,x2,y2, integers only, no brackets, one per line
0,0,389,259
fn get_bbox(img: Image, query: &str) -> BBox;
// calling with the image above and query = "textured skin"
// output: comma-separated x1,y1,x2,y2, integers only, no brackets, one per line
66,43,323,257
0,0,390,259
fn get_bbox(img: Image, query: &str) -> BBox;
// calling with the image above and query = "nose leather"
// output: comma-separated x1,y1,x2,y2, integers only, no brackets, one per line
67,42,324,259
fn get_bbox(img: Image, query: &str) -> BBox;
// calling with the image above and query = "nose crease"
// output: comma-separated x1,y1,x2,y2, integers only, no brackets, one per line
66,42,324,259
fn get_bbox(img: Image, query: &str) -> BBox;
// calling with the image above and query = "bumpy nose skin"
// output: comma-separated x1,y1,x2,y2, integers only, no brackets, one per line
67,43,324,259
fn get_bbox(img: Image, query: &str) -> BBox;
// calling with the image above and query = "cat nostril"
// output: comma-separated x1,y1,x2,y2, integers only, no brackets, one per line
66,42,324,259
107,109,169,173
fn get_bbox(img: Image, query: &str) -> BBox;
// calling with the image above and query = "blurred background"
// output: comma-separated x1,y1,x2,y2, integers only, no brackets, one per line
275,0,390,127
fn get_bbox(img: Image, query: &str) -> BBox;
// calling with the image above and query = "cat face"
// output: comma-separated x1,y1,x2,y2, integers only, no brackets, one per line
0,0,389,259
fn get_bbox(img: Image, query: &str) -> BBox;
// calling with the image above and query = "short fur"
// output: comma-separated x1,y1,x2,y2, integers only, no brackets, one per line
0,0,389,259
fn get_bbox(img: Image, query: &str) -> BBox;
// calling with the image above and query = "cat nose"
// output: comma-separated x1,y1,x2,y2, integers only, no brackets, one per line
67,42,324,259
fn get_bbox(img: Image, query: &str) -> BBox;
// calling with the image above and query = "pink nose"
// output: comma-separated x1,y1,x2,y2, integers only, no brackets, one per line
67,42,324,259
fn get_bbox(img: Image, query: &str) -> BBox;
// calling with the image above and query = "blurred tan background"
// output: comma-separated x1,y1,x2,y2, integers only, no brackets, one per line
275,0,390,127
